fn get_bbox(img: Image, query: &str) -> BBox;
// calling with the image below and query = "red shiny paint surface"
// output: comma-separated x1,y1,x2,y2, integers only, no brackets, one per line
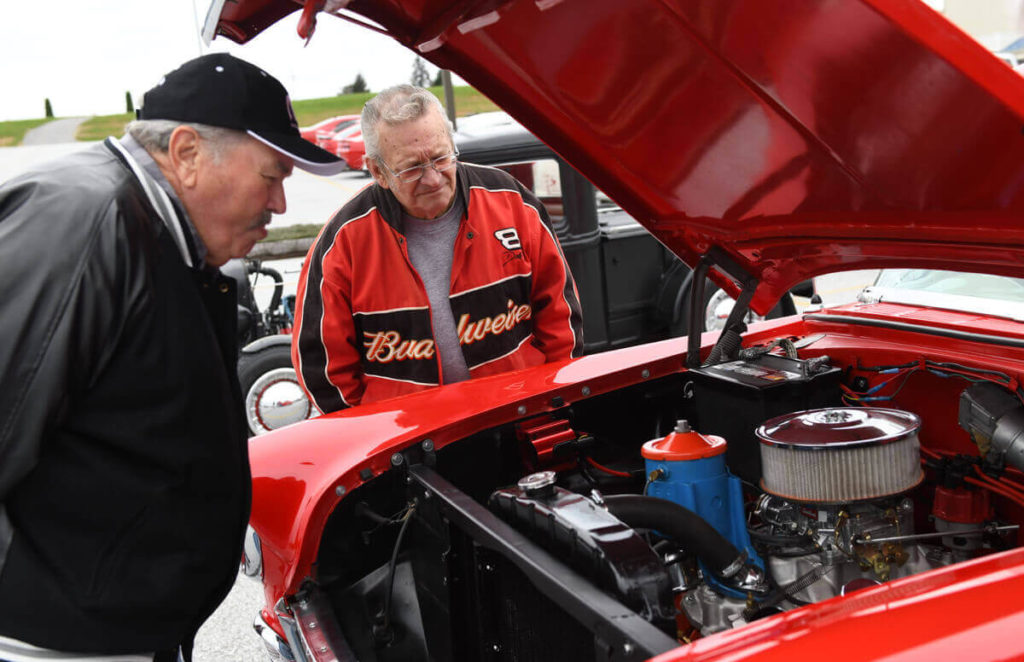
248,306,1024,658
314,117,361,158
249,336,696,596
652,547,1024,661
336,130,365,170
217,0,1024,314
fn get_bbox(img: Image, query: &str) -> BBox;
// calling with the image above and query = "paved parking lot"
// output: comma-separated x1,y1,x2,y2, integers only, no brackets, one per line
194,572,266,661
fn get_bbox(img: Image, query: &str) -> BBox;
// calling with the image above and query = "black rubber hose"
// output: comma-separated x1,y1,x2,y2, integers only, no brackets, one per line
603,494,743,575
256,266,284,314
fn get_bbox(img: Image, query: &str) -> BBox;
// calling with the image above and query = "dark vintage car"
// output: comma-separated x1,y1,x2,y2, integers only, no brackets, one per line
208,1,1024,661
237,113,806,435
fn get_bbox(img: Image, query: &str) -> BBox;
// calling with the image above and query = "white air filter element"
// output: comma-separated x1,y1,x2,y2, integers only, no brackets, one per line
757,408,923,503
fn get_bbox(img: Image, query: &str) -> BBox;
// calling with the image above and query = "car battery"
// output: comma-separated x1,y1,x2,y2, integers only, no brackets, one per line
685,353,842,484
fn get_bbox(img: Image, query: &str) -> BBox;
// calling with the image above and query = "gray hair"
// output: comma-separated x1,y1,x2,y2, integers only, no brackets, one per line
361,85,453,164
125,119,248,162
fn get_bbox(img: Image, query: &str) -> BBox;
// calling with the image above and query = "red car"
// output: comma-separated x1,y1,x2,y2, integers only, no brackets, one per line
299,114,358,144
209,1,1024,661
336,128,367,173
314,117,360,157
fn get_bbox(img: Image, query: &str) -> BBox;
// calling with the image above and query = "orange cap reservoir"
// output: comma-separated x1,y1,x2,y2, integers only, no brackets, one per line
642,421,761,572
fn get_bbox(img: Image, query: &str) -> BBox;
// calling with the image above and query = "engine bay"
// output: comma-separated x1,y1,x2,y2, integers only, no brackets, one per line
309,342,1024,661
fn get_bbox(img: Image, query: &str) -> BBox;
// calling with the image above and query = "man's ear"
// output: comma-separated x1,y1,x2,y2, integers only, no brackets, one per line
166,126,202,188
367,158,390,190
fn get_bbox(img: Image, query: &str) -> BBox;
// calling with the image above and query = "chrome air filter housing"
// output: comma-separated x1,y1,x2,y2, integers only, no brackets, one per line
756,408,923,503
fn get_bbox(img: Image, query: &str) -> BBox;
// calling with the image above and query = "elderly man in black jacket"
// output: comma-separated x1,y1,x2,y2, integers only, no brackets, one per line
0,54,341,661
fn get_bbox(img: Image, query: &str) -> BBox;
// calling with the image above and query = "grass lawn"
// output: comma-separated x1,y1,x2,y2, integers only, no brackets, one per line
76,113,134,141
0,118,54,147
265,223,324,243
288,86,499,126
2,86,499,145
73,86,499,143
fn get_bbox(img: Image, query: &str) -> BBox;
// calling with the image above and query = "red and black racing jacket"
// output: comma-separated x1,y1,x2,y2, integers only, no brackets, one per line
293,162,584,412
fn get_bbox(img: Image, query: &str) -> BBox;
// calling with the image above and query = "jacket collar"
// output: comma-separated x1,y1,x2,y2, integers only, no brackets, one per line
104,137,201,268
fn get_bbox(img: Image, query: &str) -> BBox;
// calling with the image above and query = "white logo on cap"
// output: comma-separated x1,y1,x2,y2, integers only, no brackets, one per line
215,65,225,72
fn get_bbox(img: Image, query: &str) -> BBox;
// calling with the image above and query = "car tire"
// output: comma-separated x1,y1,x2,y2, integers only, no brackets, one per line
237,344,316,435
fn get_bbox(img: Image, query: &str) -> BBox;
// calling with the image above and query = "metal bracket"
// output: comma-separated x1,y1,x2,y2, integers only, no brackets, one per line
686,246,760,368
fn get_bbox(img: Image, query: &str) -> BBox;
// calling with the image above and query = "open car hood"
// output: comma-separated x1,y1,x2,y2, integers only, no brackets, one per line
209,0,1024,313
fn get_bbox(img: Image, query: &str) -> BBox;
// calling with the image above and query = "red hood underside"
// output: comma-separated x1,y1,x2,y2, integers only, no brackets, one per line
214,0,1024,312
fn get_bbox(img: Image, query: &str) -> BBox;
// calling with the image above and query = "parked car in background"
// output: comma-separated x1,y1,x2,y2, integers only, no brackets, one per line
208,1,1024,661
299,114,358,143
336,128,366,172
314,116,360,155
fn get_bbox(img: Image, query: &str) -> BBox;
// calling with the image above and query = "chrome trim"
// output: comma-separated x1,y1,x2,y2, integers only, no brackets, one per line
275,598,310,662
756,408,921,450
253,611,296,662
242,525,263,578
245,367,313,435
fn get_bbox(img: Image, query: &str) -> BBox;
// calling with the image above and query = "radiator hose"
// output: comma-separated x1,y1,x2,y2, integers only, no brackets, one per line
603,494,744,576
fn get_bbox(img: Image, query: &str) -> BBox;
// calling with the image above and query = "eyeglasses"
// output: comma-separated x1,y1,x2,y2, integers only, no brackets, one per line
379,149,459,183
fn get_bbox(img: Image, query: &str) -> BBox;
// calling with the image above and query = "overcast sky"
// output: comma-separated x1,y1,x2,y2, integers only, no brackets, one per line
0,0,438,122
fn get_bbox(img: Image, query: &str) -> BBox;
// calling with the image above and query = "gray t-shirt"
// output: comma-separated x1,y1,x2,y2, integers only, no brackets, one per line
403,200,471,384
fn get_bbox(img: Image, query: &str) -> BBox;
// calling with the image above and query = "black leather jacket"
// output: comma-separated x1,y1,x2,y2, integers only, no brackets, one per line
0,139,250,653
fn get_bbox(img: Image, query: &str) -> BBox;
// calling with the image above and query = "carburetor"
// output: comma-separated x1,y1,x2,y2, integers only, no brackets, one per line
755,494,914,581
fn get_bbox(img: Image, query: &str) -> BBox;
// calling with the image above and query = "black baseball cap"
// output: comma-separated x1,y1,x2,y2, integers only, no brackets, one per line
138,53,344,175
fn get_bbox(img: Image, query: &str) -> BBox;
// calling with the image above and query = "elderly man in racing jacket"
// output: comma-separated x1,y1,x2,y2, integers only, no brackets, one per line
0,54,342,661
293,85,584,412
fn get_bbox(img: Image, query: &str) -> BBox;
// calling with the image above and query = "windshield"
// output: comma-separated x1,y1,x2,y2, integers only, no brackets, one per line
874,269,1024,301
860,269,1024,319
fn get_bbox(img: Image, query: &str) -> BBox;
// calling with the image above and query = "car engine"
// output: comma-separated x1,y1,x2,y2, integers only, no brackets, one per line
311,351,1024,661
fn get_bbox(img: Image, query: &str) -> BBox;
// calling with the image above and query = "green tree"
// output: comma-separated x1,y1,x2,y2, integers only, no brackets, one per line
411,57,430,87
341,73,368,95
432,69,443,87
44,98,53,119
125,91,134,114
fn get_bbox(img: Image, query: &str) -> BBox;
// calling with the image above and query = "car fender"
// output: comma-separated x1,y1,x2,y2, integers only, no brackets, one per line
247,334,700,598
241,333,292,355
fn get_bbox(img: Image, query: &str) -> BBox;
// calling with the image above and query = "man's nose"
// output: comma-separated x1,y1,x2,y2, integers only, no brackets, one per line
268,180,287,214
419,164,444,185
